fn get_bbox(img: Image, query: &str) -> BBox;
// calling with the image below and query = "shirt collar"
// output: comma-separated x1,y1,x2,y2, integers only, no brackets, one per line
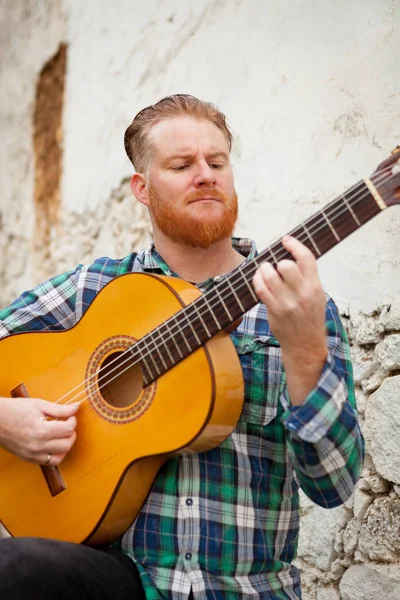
136,237,257,287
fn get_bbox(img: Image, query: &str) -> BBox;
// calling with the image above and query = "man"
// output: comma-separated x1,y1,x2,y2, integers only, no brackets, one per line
0,94,363,599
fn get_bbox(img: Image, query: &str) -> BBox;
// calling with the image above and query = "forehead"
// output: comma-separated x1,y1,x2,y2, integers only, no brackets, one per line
148,116,229,160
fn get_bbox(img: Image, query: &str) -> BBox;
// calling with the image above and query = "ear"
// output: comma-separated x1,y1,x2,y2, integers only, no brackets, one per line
130,173,150,207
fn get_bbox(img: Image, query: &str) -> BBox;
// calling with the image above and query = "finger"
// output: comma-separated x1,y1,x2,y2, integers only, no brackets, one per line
44,415,77,439
252,265,281,312
282,236,319,278
42,431,77,456
38,399,81,419
259,262,286,293
38,452,68,467
276,259,302,291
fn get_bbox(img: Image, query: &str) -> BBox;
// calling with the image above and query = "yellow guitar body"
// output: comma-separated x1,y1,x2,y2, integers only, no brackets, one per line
0,273,244,545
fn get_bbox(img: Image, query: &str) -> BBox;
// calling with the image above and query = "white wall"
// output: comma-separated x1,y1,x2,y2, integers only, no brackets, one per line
60,0,400,314
1,1,399,597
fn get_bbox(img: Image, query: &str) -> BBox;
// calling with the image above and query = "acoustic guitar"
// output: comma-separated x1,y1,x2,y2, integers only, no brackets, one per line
0,150,399,546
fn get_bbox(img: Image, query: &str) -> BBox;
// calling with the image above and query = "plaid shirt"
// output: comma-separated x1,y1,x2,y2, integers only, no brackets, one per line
0,239,363,600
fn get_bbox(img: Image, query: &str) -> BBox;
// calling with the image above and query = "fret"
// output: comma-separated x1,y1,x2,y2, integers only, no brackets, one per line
154,344,168,371
160,336,175,364
365,178,387,211
147,345,162,375
148,321,178,366
268,246,279,265
137,177,391,388
175,319,195,352
224,278,245,312
214,287,233,320
322,209,340,241
345,181,382,226
341,193,361,226
141,359,152,386
303,212,336,254
191,303,211,337
237,269,258,303
138,330,171,376
163,320,184,359
302,223,322,256
202,295,222,328
185,317,201,346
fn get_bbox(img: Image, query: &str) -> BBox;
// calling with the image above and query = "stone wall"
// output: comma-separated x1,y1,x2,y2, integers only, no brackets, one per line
0,1,399,597
295,301,400,599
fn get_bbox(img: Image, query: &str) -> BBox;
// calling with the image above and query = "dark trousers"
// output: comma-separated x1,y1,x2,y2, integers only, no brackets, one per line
0,537,146,599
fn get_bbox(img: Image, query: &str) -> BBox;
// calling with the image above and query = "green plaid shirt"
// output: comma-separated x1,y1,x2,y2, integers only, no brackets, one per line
0,239,363,600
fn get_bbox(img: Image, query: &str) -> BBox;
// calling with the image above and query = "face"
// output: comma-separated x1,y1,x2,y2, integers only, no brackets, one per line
143,116,238,248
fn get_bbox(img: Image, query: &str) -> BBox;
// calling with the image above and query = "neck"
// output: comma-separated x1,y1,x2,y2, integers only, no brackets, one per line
153,230,245,283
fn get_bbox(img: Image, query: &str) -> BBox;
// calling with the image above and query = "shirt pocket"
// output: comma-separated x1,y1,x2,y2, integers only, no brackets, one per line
233,333,285,426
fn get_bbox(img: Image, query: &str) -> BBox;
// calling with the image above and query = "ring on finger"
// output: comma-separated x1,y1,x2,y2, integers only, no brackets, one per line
45,453,52,466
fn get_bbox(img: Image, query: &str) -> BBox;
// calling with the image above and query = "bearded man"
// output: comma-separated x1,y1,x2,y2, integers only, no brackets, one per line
0,94,363,599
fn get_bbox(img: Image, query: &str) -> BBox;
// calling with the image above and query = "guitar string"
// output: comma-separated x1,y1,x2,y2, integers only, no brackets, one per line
51,165,399,407
53,165,398,407
66,164,397,391
54,165,399,407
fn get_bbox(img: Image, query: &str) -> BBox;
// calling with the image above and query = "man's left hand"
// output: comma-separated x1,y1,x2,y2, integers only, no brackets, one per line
252,235,328,404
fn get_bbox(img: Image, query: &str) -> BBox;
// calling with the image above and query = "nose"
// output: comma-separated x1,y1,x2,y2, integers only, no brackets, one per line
193,161,216,187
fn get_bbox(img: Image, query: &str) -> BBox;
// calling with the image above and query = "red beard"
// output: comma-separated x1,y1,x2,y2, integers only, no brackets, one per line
148,187,238,249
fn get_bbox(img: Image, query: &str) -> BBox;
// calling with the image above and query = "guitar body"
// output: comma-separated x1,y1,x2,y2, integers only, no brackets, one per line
0,273,244,545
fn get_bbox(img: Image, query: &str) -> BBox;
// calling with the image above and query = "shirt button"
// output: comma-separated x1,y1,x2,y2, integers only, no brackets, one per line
186,498,193,506
185,552,192,560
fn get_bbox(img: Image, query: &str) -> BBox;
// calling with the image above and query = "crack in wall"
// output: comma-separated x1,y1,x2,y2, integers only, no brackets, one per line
32,42,67,275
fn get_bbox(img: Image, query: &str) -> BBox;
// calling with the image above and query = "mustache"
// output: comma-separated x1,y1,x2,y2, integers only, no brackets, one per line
184,189,228,204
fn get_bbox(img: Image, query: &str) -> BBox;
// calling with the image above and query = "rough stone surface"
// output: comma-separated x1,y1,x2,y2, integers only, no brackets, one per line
375,334,400,371
1,0,400,312
297,492,348,571
351,347,376,386
342,517,360,558
354,391,367,417
360,367,388,393
353,488,373,520
340,564,400,600
358,497,400,562
316,588,340,600
49,179,152,277
358,470,390,494
1,0,400,598
354,315,382,345
379,299,400,332
364,376,400,484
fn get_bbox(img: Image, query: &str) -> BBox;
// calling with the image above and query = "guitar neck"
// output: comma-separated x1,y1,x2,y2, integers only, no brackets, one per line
137,178,386,385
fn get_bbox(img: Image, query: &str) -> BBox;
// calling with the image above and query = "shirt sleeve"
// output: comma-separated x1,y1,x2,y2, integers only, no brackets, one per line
280,297,364,508
0,266,83,338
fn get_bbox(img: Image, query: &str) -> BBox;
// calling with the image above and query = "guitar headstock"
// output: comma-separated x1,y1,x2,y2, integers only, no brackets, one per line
371,146,400,207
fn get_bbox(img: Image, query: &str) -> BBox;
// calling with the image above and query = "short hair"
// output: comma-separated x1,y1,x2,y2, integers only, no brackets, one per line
124,94,233,173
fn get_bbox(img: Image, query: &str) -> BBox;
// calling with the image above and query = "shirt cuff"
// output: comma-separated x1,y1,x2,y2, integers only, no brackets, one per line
280,353,349,443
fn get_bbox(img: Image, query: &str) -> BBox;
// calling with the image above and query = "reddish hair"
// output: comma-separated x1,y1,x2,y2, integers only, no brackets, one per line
124,94,233,173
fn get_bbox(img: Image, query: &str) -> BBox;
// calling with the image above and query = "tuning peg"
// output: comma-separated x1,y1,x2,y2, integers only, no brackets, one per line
391,146,400,155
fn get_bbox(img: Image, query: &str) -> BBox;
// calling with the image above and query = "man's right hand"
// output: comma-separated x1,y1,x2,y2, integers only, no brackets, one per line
0,397,79,466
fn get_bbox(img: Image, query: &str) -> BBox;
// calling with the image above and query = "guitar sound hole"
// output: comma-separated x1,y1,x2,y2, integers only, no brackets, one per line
98,351,143,409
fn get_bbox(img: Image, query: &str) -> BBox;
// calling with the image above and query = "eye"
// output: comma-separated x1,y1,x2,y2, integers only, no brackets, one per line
172,164,189,171
209,163,224,169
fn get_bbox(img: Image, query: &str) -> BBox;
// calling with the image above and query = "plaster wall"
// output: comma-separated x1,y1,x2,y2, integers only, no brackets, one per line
0,1,399,598
61,0,399,315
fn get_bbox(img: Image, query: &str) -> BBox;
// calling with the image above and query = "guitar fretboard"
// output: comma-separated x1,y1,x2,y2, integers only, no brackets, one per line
132,178,384,385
